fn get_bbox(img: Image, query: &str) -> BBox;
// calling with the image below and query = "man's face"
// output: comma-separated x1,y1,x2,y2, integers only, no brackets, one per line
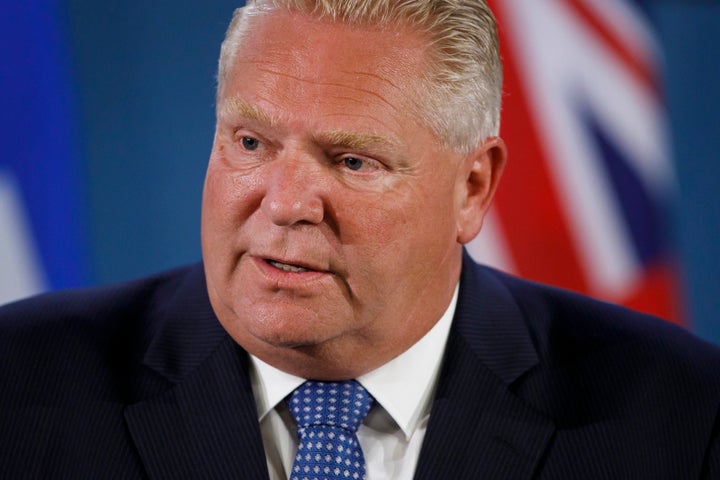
202,9,501,378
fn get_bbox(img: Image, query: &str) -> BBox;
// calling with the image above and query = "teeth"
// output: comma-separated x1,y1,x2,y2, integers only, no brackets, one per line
268,260,310,273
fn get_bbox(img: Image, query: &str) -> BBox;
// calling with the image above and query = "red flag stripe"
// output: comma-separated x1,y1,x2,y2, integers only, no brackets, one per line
489,0,590,293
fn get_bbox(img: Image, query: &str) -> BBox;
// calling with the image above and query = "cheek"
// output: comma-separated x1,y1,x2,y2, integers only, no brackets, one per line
373,184,458,274
336,193,430,280
202,161,261,231
340,195,412,247
342,173,457,248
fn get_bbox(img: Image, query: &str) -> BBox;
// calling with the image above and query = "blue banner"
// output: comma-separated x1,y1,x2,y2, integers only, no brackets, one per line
0,0,90,303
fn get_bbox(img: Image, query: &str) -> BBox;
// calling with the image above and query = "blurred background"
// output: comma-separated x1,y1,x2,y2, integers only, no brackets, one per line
1,1,718,343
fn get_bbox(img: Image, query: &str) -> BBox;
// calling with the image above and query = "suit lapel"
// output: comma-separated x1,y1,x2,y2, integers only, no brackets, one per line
414,253,555,479
123,264,269,479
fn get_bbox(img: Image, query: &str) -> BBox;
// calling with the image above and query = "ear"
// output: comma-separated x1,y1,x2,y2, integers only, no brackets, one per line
455,136,507,244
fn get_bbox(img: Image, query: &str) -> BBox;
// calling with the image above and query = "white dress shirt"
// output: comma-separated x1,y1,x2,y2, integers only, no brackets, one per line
249,286,458,480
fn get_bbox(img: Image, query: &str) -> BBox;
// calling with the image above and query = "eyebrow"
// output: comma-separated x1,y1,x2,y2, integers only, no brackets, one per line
315,130,400,151
219,97,278,128
219,97,401,152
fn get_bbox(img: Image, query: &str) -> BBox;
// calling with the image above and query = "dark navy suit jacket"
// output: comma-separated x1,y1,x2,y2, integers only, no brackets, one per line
2,254,720,478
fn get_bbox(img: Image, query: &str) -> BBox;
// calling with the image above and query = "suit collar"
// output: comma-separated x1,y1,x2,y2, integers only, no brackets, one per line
125,337,269,479
414,253,554,479
124,263,269,479
140,263,229,383
454,251,539,385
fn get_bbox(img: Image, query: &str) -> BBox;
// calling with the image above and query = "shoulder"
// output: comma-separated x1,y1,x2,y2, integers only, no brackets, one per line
0,264,205,402
461,257,720,387
495,264,718,362
460,260,720,474
0,263,202,338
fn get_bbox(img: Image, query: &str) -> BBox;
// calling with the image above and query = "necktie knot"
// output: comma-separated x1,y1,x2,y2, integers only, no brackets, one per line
289,380,373,432
287,380,374,480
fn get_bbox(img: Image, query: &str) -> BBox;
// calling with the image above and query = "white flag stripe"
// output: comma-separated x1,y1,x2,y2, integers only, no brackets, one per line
0,172,47,305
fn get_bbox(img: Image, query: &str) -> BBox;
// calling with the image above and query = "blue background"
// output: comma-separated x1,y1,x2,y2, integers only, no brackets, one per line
56,2,719,342
1,0,91,289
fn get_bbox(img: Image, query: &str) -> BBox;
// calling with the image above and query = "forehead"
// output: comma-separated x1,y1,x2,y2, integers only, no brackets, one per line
220,9,431,129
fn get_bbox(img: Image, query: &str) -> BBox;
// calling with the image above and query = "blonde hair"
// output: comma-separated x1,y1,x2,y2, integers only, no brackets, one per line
217,0,502,153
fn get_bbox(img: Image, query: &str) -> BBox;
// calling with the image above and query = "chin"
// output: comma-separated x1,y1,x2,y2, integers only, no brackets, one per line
243,310,342,348
253,329,327,349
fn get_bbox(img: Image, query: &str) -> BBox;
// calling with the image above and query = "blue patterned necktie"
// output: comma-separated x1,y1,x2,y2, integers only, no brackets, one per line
287,380,375,480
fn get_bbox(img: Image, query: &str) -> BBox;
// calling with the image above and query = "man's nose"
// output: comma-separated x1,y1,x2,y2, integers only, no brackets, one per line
260,155,325,226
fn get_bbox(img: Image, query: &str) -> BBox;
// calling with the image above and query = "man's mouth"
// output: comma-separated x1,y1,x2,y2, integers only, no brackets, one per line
266,260,311,273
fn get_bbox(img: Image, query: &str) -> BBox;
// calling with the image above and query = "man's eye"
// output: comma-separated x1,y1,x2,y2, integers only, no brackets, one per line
343,157,364,171
241,136,260,151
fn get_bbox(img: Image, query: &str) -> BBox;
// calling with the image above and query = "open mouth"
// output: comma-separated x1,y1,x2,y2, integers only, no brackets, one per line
266,259,312,273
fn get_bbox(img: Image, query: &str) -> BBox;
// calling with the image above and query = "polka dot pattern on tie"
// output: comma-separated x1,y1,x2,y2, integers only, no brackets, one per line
287,380,374,480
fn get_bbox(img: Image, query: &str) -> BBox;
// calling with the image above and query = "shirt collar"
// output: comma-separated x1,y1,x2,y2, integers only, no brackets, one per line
250,284,458,441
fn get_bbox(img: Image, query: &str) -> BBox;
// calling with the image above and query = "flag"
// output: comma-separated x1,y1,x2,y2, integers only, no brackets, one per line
470,0,683,324
0,0,90,305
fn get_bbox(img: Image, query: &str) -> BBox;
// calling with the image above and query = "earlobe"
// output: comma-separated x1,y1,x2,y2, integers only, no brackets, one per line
456,136,507,244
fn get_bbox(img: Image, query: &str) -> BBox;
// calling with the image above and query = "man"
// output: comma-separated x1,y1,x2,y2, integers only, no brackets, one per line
1,1,719,478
